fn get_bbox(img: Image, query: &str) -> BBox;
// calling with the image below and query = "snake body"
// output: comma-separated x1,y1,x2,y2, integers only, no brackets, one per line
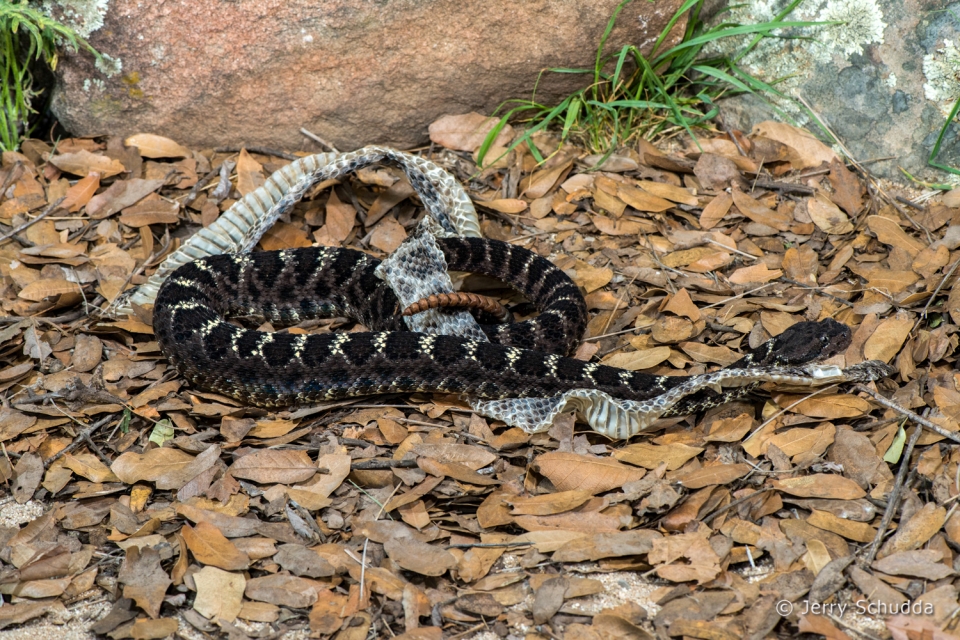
142,146,893,435
153,237,856,410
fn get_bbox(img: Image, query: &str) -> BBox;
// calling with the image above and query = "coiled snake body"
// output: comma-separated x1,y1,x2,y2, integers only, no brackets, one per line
154,237,858,410
145,146,893,437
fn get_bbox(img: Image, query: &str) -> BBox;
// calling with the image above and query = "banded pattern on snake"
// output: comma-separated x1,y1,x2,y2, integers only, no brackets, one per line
142,145,893,436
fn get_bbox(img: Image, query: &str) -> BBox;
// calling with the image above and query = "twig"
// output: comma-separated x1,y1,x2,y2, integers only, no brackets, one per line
700,487,775,523
719,118,748,157
704,237,758,260
0,196,66,245
299,128,339,153
213,146,299,161
699,282,779,310
750,180,815,195
448,623,487,640
180,164,222,209
359,538,369,605
894,195,924,211
350,459,418,470
854,384,960,446
446,541,533,549
582,325,651,342
859,420,923,567
747,385,839,440
780,277,855,308
600,269,640,337
508,230,553,243
44,411,114,469
918,255,960,322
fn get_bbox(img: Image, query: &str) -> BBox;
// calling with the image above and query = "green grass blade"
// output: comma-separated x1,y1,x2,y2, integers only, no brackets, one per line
928,95,960,175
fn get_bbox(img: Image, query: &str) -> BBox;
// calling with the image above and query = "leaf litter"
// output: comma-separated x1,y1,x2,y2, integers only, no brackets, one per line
0,113,959,639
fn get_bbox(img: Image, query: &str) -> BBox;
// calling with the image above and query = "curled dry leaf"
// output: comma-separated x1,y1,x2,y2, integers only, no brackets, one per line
751,120,840,169
877,503,947,558
236,149,265,196
699,192,733,229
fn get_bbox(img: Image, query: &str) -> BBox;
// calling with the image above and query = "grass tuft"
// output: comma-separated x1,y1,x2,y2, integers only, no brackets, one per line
0,0,101,151
478,0,834,166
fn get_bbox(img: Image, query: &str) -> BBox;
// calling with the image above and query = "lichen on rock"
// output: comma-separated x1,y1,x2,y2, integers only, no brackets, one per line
43,0,110,39
923,39,960,112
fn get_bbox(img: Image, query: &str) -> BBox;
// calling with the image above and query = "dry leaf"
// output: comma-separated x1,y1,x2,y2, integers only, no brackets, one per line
481,198,528,214
383,537,456,576
61,171,100,212
751,121,840,169
17,278,82,301
49,150,125,178
124,134,190,159
533,452,645,494
192,565,245,622
728,263,783,284
600,346,671,370
867,215,925,257
877,503,947,558
228,449,317,484
118,546,172,619
676,463,751,489
772,474,866,499
863,314,912,363
508,490,593,516
182,522,251,570
807,196,854,235
236,149,265,196
617,183,673,212
614,442,703,471
731,189,791,231
428,112,513,152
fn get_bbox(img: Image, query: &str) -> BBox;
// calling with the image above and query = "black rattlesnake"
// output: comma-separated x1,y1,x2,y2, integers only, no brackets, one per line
154,236,868,412
139,146,893,437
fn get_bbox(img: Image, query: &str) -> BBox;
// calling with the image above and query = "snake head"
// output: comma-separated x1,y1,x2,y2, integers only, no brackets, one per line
756,318,852,366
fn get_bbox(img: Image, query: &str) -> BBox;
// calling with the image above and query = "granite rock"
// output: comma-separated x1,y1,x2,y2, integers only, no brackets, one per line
49,0,685,151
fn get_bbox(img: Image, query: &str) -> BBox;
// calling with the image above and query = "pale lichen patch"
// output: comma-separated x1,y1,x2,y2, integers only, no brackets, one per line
815,0,886,59
923,39,960,111
44,0,109,38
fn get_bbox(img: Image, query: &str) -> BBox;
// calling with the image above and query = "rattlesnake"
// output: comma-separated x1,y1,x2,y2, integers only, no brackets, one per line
133,146,892,438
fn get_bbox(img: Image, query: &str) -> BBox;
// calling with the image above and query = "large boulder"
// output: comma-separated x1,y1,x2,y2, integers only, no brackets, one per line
49,0,685,151
711,0,960,182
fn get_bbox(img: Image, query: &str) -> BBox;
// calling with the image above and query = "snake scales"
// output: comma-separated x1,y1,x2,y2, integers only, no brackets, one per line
142,146,893,438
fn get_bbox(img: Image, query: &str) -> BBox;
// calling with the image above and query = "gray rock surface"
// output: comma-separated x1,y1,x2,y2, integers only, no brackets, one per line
712,0,960,182
49,0,684,151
